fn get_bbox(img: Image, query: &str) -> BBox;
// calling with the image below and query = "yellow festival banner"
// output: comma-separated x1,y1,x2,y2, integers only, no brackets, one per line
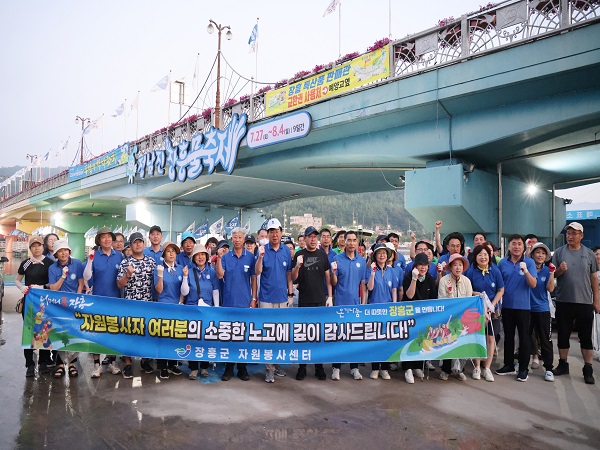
265,44,390,117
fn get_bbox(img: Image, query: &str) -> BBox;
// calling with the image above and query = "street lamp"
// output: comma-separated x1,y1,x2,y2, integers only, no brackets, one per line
207,19,232,129
75,116,91,164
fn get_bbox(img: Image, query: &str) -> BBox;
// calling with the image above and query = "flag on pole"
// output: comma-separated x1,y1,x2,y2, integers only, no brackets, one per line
259,217,270,231
323,0,341,16
130,92,140,111
151,74,169,92
42,152,49,162
248,23,259,53
112,103,124,117
224,214,240,236
57,138,69,157
194,220,209,239
91,115,103,130
209,217,224,236
83,123,92,134
242,218,251,235
184,221,196,234
114,225,123,234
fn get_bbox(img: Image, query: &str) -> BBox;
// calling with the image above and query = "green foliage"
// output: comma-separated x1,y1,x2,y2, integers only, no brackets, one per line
449,316,463,336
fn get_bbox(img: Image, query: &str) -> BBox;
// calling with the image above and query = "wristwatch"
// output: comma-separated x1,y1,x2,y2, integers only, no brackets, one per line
287,292,294,298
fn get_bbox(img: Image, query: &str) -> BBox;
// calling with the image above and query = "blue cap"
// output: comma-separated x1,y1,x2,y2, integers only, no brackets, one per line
304,226,318,236
181,231,196,244
217,240,230,250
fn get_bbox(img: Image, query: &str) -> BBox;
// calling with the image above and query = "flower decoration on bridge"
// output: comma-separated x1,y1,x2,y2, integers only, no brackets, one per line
201,107,213,121
257,85,272,94
239,94,250,102
437,16,456,27
274,79,288,89
223,98,237,108
367,37,391,52
336,51,359,65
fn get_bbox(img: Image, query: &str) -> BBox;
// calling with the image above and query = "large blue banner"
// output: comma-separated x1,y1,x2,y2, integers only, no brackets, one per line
22,289,486,364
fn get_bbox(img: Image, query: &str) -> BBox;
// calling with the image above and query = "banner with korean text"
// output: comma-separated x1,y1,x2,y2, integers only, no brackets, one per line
265,44,391,117
22,289,486,364
68,143,129,182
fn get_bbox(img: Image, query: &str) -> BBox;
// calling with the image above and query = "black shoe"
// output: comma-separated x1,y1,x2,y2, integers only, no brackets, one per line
296,367,307,381
101,356,111,365
159,369,170,379
237,367,250,381
141,360,154,374
26,365,35,377
315,368,327,380
495,365,516,376
39,363,50,375
583,364,595,385
552,360,569,376
221,368,234,381
122,364,133,379
168,366,182,376
516,369,529,382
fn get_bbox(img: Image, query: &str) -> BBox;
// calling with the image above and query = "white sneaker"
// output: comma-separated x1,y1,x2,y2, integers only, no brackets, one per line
265,369,275,383
483,368,495,382
439,371,449,381
425,361,436,370
351,368,363,380
414,368,424,379
91,363,102,378
188,370,198,380
531,358,540,369
370,370,379,379
380,370,391,380
455,372,467,381
331,368,341,380
199,368,209,378
544,370,555,382
472,367,481,380
107,363,121,375
404,369,415,384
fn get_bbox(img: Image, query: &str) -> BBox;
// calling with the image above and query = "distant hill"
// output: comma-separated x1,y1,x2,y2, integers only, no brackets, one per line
0,166,67,179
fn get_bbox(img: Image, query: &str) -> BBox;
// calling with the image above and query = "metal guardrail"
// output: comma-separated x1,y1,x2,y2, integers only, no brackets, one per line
1,0,597,209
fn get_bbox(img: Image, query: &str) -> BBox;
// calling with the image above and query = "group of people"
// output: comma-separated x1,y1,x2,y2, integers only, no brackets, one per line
17,219,599,386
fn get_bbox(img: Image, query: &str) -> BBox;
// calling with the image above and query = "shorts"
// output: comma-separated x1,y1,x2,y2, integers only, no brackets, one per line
555,302,594,350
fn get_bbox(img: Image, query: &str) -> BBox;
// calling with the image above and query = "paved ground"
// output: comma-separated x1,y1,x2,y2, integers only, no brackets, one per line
1,285,600,449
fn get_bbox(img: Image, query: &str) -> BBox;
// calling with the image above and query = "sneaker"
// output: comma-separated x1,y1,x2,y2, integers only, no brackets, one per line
483,368,495,382
101,356,111,365
531,358,540,369
265,369,275,383
331,368,341,380
140,360,154,374
39,363,50,375
455,372,467,381
404,369,414,384
274,367,287,377
122,364,133,379
200,368,209,378
351,368,363,380
425,361,436,371
553,360,569,376
160,368,170,379
414,368,424,379
107,363,121,375
315,368,327,380
517,369,529,382
495,365,517,376
544,370,555,382
26,365,35,377
188,370,198,380
91,363,102,378
472,367,481,380
370,370,379,379
583,364,595,385
380,370,391,380
296,367,307,381
237,367,250,381
168,366,182,376
439,371,449,381
221,367,234,381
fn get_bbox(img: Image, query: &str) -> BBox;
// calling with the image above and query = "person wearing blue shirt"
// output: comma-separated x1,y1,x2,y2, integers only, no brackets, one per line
497,234,537,381
405,241,438,280
366,243,397,380
330,230,367,381
154,241,190,379
528,242,556,381
176,231,196,269
216,228,257,382
388,232,406,271
464,244,505,382
255,218,293,383
48,239,84,379
143,225,164,265
83,227,124,378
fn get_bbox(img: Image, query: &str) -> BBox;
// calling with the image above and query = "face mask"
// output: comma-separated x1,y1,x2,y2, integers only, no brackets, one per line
417,275,426,283
259,238,268,246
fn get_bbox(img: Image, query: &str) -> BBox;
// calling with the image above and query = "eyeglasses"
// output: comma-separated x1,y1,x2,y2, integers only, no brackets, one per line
566,231,581,236
416,247,428,252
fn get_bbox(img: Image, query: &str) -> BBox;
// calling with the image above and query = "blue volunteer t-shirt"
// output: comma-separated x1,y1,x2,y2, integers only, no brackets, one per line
530,265,550,312
259,243,292,303
396,252,406,271
143,246,164,265
221,249,256,308
176,252,194,269
333,252,367,306
90,249,123,298
464,264,504,302
154,263,185,304
186,265,219,306
498,256,537,310
368,266,399,304
49,257,84,293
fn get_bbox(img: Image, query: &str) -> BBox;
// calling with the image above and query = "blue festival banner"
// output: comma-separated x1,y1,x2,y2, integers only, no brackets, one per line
69,143,129,182
22,289,486,364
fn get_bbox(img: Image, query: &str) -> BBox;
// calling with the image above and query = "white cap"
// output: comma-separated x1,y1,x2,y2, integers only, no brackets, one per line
53,239,71,256
564,222,584,232
266,218,282,230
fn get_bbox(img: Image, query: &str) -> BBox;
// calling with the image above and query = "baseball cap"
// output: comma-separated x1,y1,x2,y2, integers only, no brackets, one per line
217,240,230,250
266,218,282,230
53,239,72,256
564,222,583,232
29,236,44,248
181,231,196,244
281,236,294,246
149,225,162,234
129,232,145,245
376,234,389,243
304,226,318,236
245,235,256,244
413,253,429,266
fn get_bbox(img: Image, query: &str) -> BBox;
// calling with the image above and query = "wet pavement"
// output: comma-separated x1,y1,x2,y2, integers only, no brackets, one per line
1,285,600,449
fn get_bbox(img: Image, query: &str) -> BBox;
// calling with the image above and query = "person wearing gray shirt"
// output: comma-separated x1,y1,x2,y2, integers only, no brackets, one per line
551,222,600,384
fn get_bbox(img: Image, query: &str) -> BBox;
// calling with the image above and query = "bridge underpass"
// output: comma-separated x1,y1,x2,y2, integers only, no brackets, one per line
1,7,599,258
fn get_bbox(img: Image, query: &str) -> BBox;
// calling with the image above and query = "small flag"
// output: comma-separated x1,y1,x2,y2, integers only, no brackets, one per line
242,218,251,235
224,214,240,236
151,75,169,92
323,0,341,17
184,221,196,233
248,23,258,53
194,220,209,239
259,217,270,230
112,103,124,117
57,138,69,157
42,152,49,162
130,92,140,111
209,217,224,236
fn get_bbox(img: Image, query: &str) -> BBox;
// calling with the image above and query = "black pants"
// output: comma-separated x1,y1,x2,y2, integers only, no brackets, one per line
529,311,554,370
298,302,325,373
157,359,177,370
502,308,530,370
401,361,423,371
224,362,247,372
189,361,210,370
372,362,391,370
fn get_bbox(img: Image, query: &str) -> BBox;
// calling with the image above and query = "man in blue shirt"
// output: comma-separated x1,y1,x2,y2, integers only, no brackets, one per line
255,218,293,383
497,234,537,381
330,230,368,381
143,225,164,265
176,231,196,268
388,232,406,271
216,227,257,381
83,226,123,377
